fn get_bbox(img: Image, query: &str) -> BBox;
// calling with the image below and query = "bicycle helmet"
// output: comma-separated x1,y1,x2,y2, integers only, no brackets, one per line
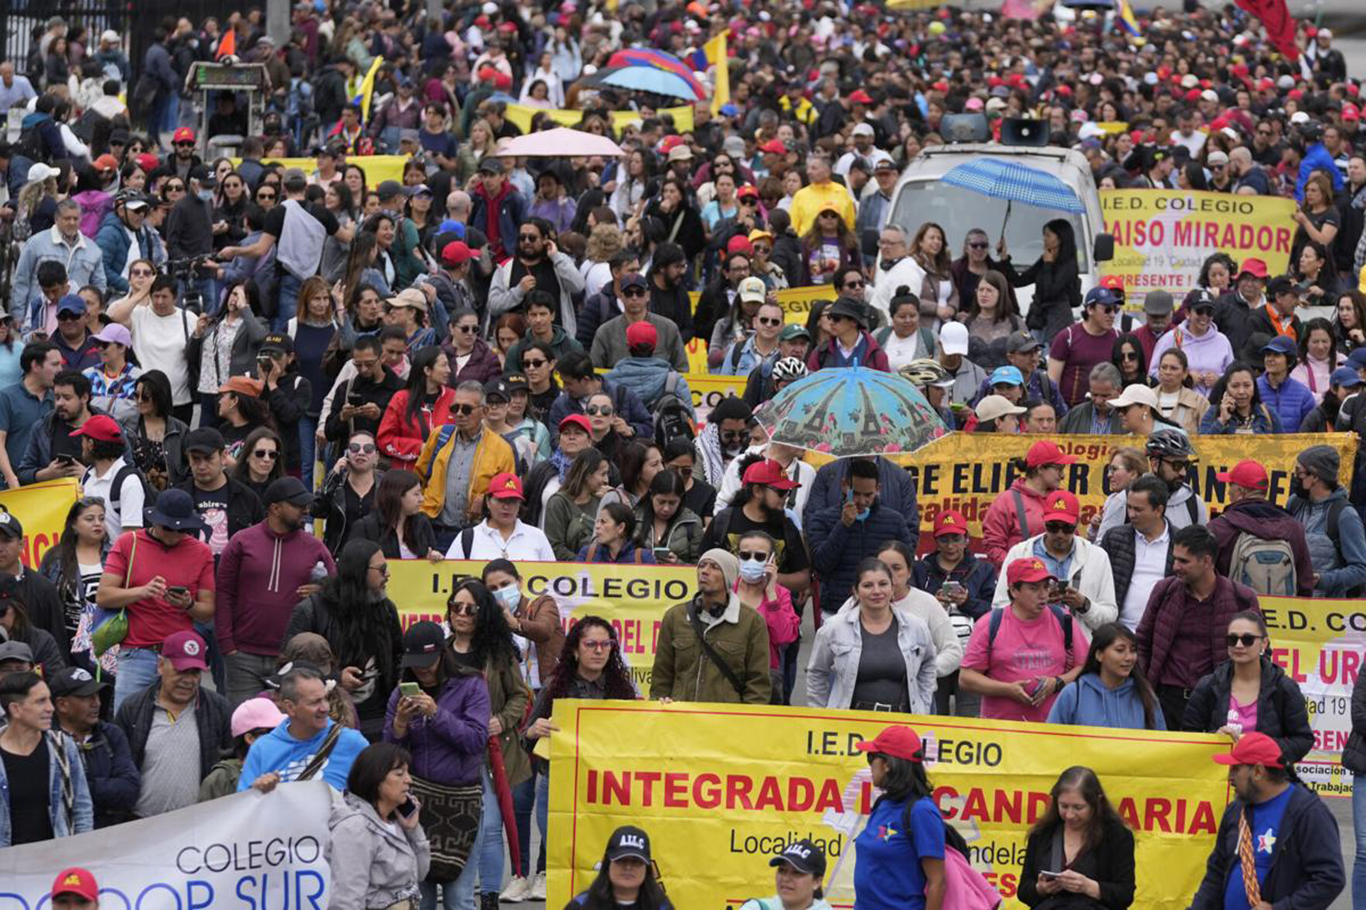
1145,427,1197,461
772,357,808,383
898,358,952,388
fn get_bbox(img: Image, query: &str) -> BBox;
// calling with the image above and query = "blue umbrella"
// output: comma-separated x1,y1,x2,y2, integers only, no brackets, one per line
592,65,704,100
756,367,949,458
942,157,1084,238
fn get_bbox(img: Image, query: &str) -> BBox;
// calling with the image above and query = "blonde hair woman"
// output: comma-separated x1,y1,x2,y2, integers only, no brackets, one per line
580,223,624,299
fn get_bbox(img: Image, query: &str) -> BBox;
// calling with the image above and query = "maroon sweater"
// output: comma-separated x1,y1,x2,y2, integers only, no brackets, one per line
1136,575,1261,689
214,522,336,655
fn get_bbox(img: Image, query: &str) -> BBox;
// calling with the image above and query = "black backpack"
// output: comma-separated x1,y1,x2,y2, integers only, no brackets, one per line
108,462,155,522
652,372,696,448
14,122,47,164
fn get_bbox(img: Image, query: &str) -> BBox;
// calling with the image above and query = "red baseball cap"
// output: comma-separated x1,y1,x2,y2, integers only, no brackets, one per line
558,414,592,436
1216,459,1269,491
71,414,124,443
759,139,787,155
172,126,196,144
52,868,99,902
441,241,475,266
162,630,208,671
736,183,759,200
855,725,923,760
1099,274,1124,291
93,153,120,172
1042,490,1081,524
1025,440,1078,469
1007,556,1055,586
626,320,658,351
933,509,968,538
743,459,798,491
1237,258,1269,279
1212,731,1284,768
726,235,754,256
849,89,874,104
488,472,524,501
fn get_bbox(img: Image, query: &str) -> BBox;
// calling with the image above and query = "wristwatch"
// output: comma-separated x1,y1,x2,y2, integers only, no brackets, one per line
1076,597,1090,614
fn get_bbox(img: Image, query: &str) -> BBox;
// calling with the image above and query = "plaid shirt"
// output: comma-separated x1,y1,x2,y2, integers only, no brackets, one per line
82,363,143,421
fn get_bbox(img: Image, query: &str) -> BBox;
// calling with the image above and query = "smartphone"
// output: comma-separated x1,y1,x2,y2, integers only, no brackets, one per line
940,581,964,596
400,681,421,698
1026,677,1048,698
398,797,418,820
347,392,363,405
653,547,672,561
1039,870,1062,881
55,453,76,465
166,585,189,598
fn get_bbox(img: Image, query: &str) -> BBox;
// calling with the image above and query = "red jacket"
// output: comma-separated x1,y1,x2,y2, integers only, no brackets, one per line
980,478,1050,569
806,331,891,372
1136,575,1260,688
378,387,458,469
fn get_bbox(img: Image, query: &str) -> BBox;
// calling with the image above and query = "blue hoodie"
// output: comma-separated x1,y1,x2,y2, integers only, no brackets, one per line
1046,673,1166,731
237,718,369,792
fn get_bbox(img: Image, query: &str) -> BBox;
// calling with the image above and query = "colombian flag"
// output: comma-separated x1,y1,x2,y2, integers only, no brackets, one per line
352,56,384,123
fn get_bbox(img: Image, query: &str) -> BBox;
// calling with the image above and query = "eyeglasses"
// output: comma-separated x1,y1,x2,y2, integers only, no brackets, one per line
518,233,541,242
369,563,390,578
522,358,547,368
585,405,614,416
252,449,279,460
257,191,277,200
130,268,155,277
737,550,770,561
452,403,480,416
967,241,990,250
448,602,478,616
57,311,84,321
580,639,613,651
165,184,185,193
1120,351,1140,361
757,316,783,327
1226,633,1263,648
348,442,377,454
843,280,865,290
1044,521,1076,534
622,287,647,298
455,324,476,333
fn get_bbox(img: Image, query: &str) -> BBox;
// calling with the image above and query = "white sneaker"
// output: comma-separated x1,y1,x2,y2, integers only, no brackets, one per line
499,877,530,903
530,872,547,901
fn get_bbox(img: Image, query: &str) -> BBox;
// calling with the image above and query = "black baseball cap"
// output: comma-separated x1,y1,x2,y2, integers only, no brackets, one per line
264,476,313,507
770,839,827,877
260,333,294,355
605,825,652,863
484,379,512,403
401,621,446,668
184,427,226,454
503,372,529,393
49,667,107,698
0,508,22,539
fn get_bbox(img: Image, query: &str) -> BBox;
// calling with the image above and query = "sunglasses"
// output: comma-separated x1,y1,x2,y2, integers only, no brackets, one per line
580,639,613,652
1120,351,1140,361
585,405,614,416
1161,458,1192,472
968,241,990,249
819,211,839,219
130,268,155,277
174,141,195,148
737,550,771,562
456,324,476,333
753,244,772,253
1226,633,1263,648
1044,521,1076,534
348,442,377,454
622,287,647,298
252,449,279,460
518,234,541,242
1095,304,1118,314
523,358,547,368
720,430,747,441
165,184,185,192
257,191,277,200
757,316,783,327
843,280,865,290
451,403,479,416
448,602,478,616
57,312,84,321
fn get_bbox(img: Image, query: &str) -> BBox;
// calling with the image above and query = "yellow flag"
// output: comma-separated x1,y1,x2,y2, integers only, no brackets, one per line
355,56,384,124
705,32,729,116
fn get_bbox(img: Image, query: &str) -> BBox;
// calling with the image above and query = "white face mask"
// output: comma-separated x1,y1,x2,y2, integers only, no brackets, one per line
738,558,766,583
494,584,521,609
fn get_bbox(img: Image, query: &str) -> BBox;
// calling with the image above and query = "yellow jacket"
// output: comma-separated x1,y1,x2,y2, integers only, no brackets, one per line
789,181,857,238
416,426,516,521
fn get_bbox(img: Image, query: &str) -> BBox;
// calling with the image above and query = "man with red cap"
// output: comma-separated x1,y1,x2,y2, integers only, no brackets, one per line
1207,459,1313,597
1189,732,1343,910
590,273,688,373
1137,525,1261,728
960,555,1087,723
700,457,811,603
991,490,1117,633
114,630,232,819
445,471,554,561
51,867,100,909
73,414,144,539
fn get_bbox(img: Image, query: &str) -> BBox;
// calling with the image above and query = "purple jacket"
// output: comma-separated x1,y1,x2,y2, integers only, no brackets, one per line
443,336,504,386
215,522,336,656
383,671,491,787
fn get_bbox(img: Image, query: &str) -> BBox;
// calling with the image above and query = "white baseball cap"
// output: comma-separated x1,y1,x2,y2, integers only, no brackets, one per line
1110,384,1159,411
939,322,970,357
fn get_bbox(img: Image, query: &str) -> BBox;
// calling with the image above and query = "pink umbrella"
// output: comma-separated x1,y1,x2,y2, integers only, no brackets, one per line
493,127,625,159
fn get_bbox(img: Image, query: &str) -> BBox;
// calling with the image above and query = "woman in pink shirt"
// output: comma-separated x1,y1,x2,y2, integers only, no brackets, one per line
733,530,798,704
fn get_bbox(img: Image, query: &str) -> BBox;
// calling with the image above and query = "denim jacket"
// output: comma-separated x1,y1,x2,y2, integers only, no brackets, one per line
0,731,94,846
806,604,938,713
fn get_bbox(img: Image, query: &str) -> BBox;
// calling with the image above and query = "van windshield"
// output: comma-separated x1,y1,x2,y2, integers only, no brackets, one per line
890,180,1089,273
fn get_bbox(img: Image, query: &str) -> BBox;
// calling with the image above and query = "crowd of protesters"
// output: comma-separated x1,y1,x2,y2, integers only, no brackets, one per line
0,0,1365,908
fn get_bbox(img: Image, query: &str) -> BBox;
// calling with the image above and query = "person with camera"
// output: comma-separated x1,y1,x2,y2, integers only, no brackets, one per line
189,280,267,427
322,334,404,457
109,275,196,424
253,333,311,477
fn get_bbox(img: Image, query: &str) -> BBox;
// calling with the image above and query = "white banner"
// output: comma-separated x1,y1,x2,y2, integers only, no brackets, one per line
0,780,332,910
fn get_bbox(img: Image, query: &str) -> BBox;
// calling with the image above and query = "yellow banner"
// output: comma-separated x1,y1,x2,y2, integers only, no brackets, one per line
387,560,693,691
0,478,79,570
504,104,695,137
1099,189,1297,308
893,432,1356,544
685,373,747,421
1260,595,1363,797
232,155,410,187
547,702,1230,910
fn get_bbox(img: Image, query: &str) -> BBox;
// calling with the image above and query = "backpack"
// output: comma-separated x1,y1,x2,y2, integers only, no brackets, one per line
985,604,1073,663
1227,531,1297,597
108,462,155,521
652,371,696,448
874,325,936,359
14,122,47,164
899,803,1002,910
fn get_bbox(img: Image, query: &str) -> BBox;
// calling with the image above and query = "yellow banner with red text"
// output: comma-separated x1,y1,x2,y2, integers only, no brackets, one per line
0,477,80,570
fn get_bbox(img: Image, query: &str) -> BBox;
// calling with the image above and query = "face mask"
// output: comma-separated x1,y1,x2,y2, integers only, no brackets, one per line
494,584,521,609
738,558,766,583
855,508,871,521
197,190,214,203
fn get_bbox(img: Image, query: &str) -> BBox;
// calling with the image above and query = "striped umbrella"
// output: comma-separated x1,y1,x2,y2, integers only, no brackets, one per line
607,48,708,99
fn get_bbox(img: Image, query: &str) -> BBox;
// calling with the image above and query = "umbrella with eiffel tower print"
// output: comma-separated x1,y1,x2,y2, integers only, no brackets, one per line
755,366,949,458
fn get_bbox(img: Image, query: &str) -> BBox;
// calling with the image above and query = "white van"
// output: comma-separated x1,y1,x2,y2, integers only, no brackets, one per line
886,143,1114,317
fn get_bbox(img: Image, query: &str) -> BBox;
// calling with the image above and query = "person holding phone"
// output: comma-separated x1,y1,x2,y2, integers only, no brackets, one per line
733,531,799,705
384,621,491,910
633,470,703,565
1018,766,1135,910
